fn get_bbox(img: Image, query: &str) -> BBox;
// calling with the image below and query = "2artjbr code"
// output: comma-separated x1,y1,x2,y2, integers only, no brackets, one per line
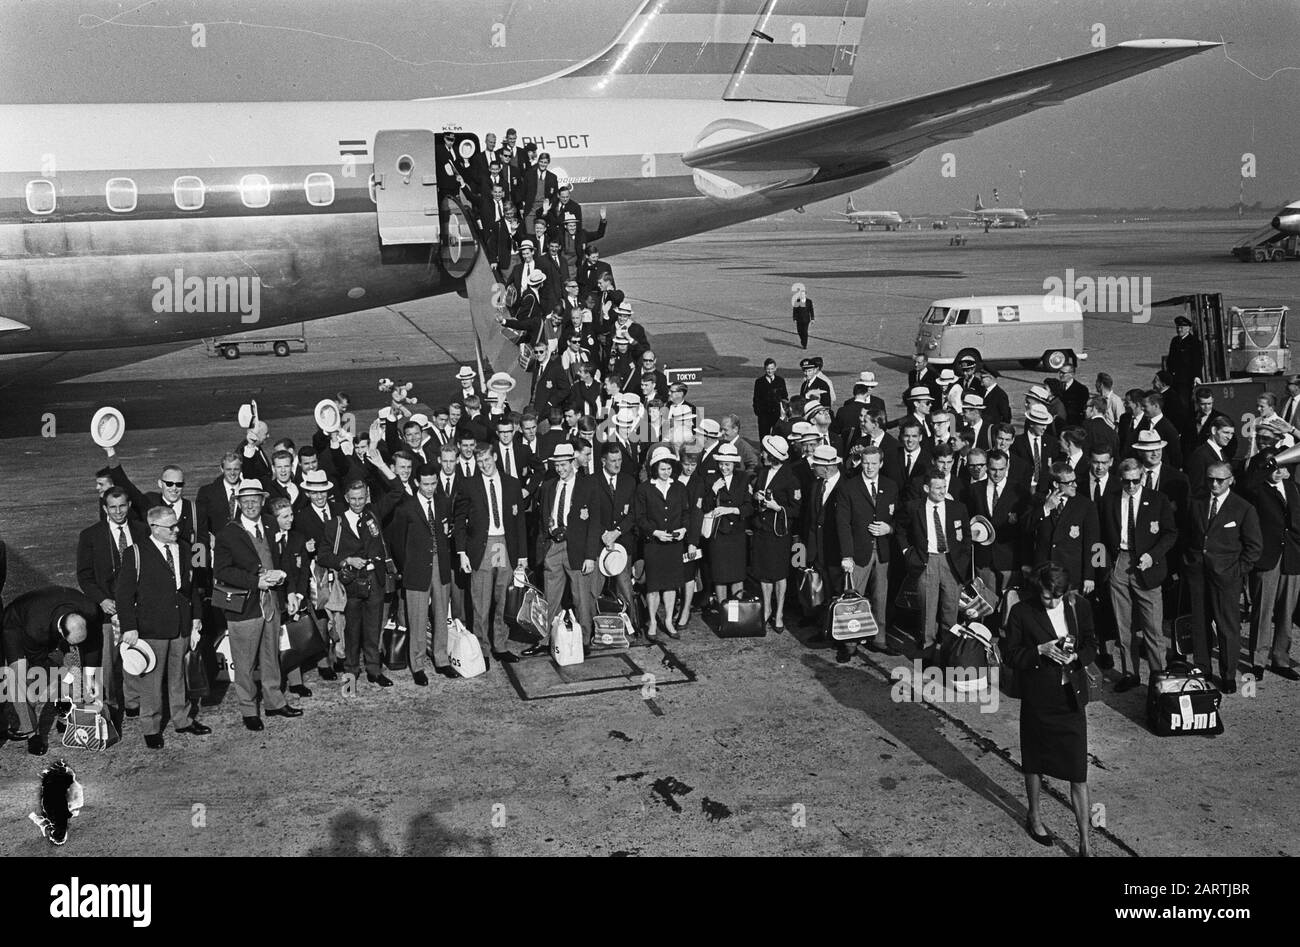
1124,883,1250,898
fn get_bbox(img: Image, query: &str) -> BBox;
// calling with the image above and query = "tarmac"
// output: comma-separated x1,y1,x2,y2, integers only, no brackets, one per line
1,214,1296,857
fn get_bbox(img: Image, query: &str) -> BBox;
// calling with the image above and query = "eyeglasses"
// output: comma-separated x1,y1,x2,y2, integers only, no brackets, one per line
1206,476,1230,483
1122,478,1143,485
1057,478,1077,485
968,462,987,468
154,523,179,530
161,480,184,488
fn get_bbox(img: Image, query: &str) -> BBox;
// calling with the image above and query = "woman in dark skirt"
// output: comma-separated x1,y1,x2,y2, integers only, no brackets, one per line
702,443,754,603
1004,561,1097,856
635,445,690,639
675,447,706,628
750,435,800,630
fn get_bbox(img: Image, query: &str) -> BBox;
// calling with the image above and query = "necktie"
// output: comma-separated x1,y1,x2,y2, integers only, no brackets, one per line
556,480,569,530
495,200,503,218
444,476,452,495
1127,496,1138,556
906,452,915,477
117,527,128,554
1092,479,1101,503
933,505,948,553
1208,495,1220,527
1147,470,1156,489
164,543,176,588
488,478,501,531
609,476,617,494
993,484,1002,509
228,490,238,519
868,481,876,505
426,499,437,533
1032,438,1041,470
503,446,513,476
254,524,264,543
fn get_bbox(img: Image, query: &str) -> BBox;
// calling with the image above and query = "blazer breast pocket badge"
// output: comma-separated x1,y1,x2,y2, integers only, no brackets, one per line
579,508,589,521
1149,521,1160,534
1068,525,1080,539
511,504,519,516
953,525,963,541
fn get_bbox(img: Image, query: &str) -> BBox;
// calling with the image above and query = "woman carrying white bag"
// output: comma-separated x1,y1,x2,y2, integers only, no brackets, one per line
447,616,486,678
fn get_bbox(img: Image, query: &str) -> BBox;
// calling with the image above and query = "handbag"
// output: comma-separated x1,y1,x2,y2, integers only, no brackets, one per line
717,593,765,638
281,613,329,674
826,591,878,641
59,703,118,752
211,582,249,613
591,612,632,651
314,564,347,612
550,609,585,666
517,583,549,636
1146,662,1224,736
798,568,825,611
382,620,409,671
701,510,720,539
936,622,1001,694
894,572,923,613
184,645,211,701
447,618,486,678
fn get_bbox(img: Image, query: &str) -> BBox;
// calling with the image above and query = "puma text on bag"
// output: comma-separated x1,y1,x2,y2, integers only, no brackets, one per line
1146,663,1224,736
827,592,878,641
551,609,585,666
447,618,486,678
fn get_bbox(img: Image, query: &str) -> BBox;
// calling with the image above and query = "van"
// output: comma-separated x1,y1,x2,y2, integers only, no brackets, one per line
915,295,1086,370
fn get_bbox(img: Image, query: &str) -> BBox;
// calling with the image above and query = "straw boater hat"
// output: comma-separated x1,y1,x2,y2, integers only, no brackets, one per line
1027,384,1053,405
234,478,269,498
804,400,830,420
487,371,516,397
969,515,996,546
858,371,879,388
314,399,341,433
1024,404,1054,427
713,443,742,465
90,406,126,448
549,443,576,463
810,444,841,466
905,386,934,403
613,302,634,318
598,544,629,577
613,328,633,345
961,393,986,411
301,470,334,492
761,434,789,462
936,368,958,386
408,413,430,431
120,639,157,677
1130,430,1168,451
455,366,476,382
790,420,818,443
526,270,547,286
517,237,536,250
237,401,259,429
695,418,722,439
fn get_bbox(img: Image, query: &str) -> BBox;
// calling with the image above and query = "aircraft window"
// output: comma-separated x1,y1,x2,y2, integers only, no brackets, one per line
105,177,137,213
25,179,55,215
924,307,949,325
304,172,335,206
239,173,272,209
174,176,205,210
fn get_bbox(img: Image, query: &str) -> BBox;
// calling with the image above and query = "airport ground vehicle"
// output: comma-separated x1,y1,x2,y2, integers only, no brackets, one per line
1232,227,1300,263
914,295,1085,369
203,324,308,360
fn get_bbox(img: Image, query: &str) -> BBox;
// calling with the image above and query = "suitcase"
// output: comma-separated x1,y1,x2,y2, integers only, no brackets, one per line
1146,662,1224,736
717,594,765,638
282,614,329,674
381,621,409,671
826,592,877,641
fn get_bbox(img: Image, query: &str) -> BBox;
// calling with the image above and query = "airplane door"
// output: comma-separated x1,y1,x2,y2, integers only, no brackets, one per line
373,129,440,244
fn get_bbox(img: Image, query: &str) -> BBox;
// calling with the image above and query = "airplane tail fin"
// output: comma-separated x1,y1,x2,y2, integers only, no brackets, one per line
845,195,856,214
488,0,868,102
974,194,984,210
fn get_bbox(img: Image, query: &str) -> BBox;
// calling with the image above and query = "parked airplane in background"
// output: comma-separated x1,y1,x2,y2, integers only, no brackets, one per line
1273,199,1300,234
825,195,924,231
955,194,1054,228
1231,198,1300,262
0,0,1216,383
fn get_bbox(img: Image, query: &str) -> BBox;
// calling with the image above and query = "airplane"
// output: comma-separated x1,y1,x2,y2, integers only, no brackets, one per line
824,195,924,231
954,194,1054,228
1272,199,1300,233
0,0,1218,390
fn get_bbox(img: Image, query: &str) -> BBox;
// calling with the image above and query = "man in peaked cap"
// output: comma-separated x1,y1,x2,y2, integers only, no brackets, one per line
799,357,832,411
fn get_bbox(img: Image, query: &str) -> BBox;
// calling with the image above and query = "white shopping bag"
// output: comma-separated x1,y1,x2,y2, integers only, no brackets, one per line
447,618,486,678
550,609,584,666
214,632,235,683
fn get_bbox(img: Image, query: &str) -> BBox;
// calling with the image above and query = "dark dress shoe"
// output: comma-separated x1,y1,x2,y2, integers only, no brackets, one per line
144,733,164,749
1221,680,1237,695
1114,674,1140,693
1249,665,1265,682
176,722,212,736
435,665,458,679
1095,652,1115,671
317,666,338,681
124,707,140,718
520,643,549,657
289,684,313,698
332,659,346,673
366,673,394,688
412,670,429,686
243,716,264,732
1025,817,1053,847
268,704,304,717
492,650,519,664
1269,664,1300,681
28,735,48,756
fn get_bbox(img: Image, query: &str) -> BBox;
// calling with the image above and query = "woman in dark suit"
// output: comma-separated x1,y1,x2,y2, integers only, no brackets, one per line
750,435,800,630
702,443,754,604
1004,561,1097,856
635,445,690,639
269,498,319,697
675,447,706,629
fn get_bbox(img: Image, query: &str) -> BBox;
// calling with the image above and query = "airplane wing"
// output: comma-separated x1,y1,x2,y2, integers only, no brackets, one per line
682,40,1217,178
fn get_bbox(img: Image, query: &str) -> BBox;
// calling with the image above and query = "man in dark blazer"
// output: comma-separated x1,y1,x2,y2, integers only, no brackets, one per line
454,445,528,666
908,353,944,406
1243,455,1300,681
594,443,639,617
803,445,846,629
978,366,1011,425
524,443,601,652
895,468,972,651
196,452,245,554
1129,390,1184,470
519,152,560,230
969,450,1029,601
889,419,933,499
1012,404,1060,495
1026,463,1099,592
752,359,789,439
836,446,898,655
845,408,900,476
1056,364,1090,425
115,506,207,747
215,479,304,728
102,452,198,546
2,586,103,754
391,466,454,683
1190,387,1238,457
1083,397,1119,461
831,379,886,444
1101,459,1178,691
577,245,614,296
428,444,471,624
1186,417,1236,499
1185,462,1262,692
